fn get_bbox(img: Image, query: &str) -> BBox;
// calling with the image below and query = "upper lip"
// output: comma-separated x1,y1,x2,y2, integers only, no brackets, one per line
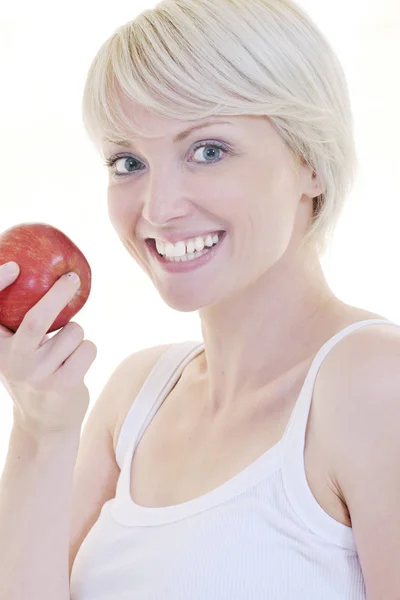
145,230,225,245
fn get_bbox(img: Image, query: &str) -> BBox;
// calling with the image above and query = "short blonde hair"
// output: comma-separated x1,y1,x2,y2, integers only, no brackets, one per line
82,0,358,257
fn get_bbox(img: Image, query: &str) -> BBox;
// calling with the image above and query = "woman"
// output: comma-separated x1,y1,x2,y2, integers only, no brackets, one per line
1,0,399,599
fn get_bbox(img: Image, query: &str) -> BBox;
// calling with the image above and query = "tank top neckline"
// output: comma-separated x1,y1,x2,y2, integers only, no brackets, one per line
112,318,396,527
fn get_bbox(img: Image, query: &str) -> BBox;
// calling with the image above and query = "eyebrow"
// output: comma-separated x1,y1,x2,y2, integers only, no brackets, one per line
103,120,233,148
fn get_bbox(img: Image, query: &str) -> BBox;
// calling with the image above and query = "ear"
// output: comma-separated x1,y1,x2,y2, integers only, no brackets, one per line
300,162,325,199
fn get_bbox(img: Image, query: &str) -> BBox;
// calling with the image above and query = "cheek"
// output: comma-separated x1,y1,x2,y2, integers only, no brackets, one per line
260,173,301,256
234,163,299,254
214,164,285,224
107,187,140,232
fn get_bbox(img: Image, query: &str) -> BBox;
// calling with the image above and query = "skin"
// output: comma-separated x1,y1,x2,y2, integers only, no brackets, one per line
102,97,365,421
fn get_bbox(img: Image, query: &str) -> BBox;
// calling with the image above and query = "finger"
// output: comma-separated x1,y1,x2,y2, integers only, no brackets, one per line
33,322,84,379
54,340,98,388
0,262,20,292
0,322,18,340
12,272,81,355
0,263,21,340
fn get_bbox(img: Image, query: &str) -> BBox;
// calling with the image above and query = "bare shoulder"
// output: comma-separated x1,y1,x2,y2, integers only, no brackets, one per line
318,320,400,394
316,321,400,598
110,343,177,455
315,319,400,499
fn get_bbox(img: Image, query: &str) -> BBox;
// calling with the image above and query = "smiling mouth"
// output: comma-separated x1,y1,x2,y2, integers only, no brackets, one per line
147,231,225,249
146,231,226,260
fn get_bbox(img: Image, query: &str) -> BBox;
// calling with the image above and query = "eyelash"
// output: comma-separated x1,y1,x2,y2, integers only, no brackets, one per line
103,141,231,178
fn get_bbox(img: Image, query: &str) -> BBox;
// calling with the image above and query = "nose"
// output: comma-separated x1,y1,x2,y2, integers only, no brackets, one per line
141,168,190,227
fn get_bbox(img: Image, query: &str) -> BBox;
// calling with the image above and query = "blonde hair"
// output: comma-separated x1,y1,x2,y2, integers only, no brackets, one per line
82,0,358,257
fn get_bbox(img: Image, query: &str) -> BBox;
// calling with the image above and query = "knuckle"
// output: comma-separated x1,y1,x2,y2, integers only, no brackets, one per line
22,312,44,336
26,368,46,386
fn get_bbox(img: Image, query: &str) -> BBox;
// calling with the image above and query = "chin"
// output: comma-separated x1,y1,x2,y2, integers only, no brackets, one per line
156,286,219,313
159,293,206,313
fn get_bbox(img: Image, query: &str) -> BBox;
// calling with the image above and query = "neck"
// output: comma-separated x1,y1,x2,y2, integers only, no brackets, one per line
196,245,348,416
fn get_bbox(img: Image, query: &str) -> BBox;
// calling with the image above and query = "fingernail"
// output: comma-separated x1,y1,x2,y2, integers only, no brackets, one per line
64,271,80,285
2,261,19,274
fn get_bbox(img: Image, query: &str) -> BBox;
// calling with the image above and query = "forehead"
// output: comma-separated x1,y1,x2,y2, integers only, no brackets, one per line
103,110,277,151
101,87,283,151
107,105,236,143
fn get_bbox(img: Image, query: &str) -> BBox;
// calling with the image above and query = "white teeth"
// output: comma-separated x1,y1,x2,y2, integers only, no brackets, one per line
194,237,205,252
186,240,195,254
155,232,222,258
205,234,214,247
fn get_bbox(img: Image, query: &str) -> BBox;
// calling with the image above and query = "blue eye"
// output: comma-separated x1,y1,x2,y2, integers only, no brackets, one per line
191,142,226,163
104,141,230,178
104,155,142,176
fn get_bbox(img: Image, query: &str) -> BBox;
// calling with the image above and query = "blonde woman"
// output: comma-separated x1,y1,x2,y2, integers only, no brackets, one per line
0,1,398,599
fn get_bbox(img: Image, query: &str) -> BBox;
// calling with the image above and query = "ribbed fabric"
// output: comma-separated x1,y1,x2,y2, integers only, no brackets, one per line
70,319,398,599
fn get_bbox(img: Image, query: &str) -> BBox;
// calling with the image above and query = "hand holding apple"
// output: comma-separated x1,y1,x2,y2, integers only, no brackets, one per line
0,223,91,334
0,251,97,435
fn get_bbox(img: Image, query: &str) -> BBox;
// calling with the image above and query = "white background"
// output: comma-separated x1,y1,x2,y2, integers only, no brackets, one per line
0,0,399,471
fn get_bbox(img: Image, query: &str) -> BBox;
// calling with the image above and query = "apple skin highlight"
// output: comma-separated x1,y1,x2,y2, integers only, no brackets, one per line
0,222,92,334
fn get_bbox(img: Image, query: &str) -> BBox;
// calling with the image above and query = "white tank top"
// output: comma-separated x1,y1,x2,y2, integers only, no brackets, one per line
70,318,398,599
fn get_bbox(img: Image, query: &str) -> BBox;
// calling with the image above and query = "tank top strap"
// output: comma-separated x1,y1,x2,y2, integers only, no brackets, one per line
281,318,400,547
115,341,205,470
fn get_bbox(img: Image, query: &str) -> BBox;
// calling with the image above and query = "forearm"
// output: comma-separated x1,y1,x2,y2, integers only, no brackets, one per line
0,423,81,600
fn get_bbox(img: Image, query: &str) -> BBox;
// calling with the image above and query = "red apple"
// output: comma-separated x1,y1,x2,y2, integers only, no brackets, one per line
0,222,91,334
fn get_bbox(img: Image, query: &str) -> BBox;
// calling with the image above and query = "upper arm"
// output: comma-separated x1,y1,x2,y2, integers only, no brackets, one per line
322,328,400,600
68,343,175,581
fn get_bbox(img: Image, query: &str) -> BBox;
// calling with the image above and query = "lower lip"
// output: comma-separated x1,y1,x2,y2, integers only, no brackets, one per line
146,232,226,273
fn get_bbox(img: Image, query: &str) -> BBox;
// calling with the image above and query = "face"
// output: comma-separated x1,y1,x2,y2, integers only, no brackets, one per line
102,99,321,312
